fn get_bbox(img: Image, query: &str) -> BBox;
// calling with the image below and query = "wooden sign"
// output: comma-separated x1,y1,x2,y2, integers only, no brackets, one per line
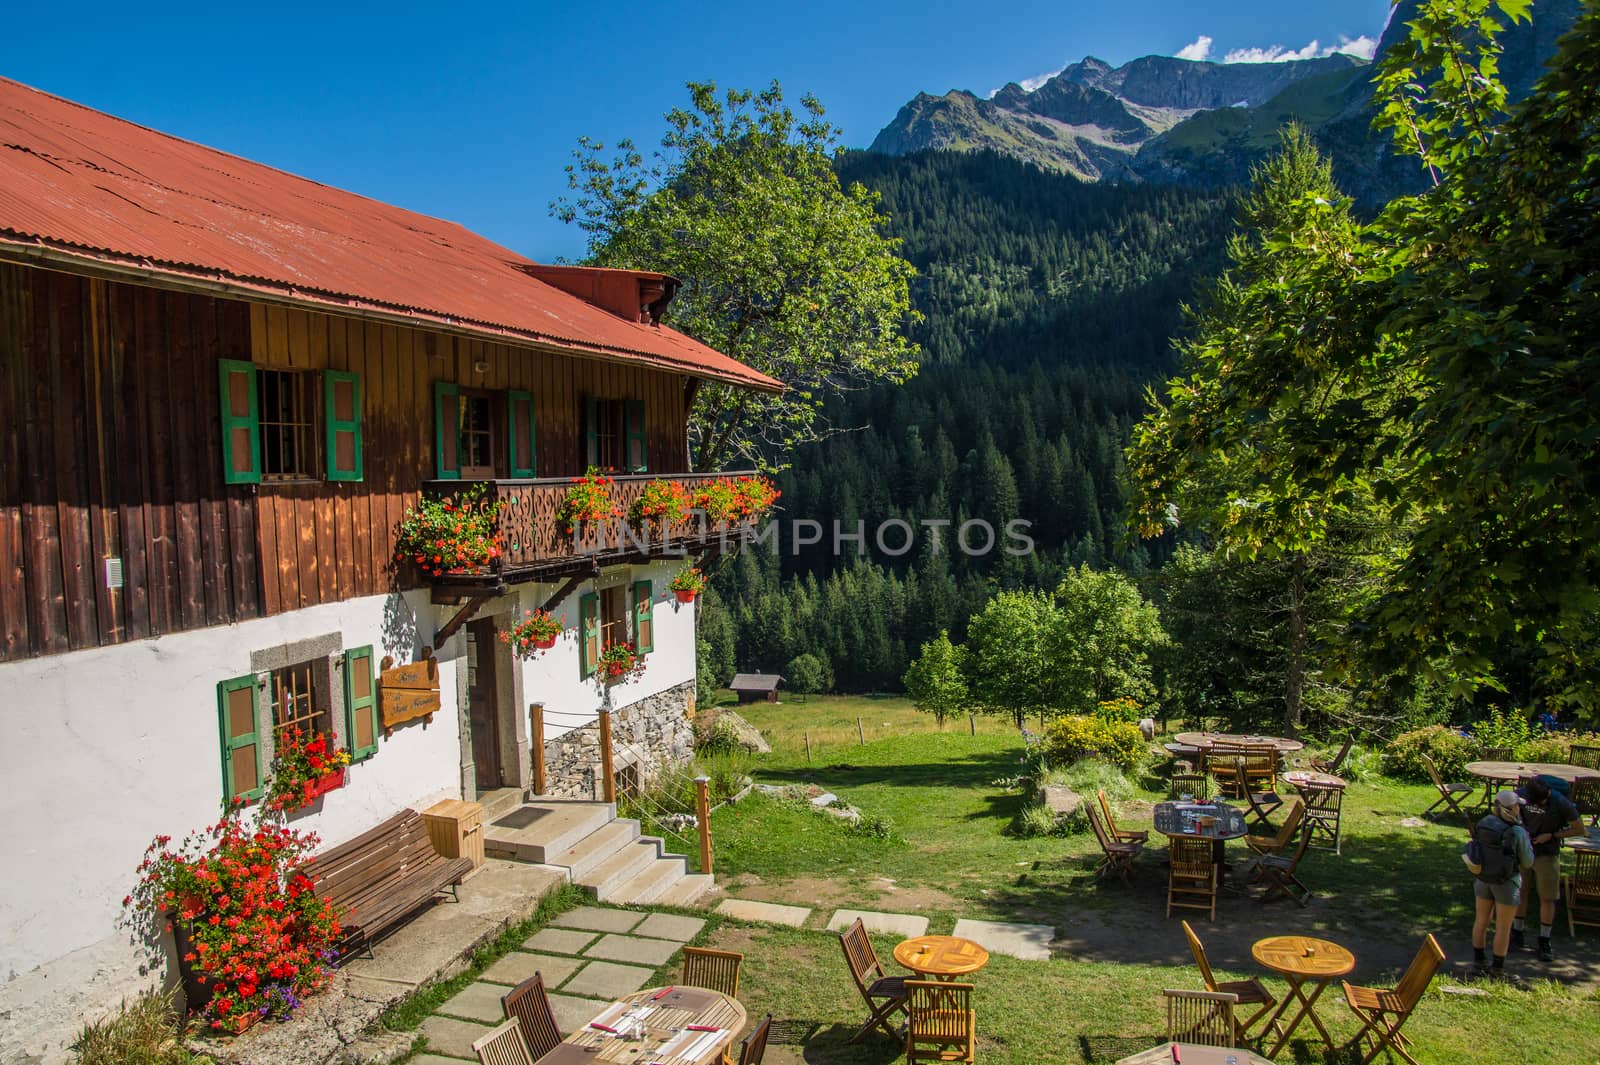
379,646,439,736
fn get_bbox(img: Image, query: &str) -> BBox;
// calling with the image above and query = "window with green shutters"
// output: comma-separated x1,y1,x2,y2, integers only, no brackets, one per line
434,381,462,479
579,592,600,677
507,390,537,478
624,400,647,473
218,360,261,484
632,580,654,653
324,370,364,481
343,645,379,761
217,674,264,802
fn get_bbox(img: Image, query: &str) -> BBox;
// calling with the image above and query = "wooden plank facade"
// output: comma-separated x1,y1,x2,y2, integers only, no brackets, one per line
0,261,693,661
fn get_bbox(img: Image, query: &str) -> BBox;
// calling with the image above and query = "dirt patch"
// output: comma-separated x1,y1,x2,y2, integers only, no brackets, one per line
716,873,968,920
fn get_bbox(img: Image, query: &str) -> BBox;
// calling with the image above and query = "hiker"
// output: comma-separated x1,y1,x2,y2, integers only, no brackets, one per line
1470,789,1534,976
1514,776,1586,961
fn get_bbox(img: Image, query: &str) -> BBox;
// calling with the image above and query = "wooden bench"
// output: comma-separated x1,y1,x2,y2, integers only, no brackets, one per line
303,808,474,956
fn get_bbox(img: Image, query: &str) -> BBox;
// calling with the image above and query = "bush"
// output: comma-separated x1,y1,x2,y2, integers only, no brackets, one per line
1383,725,1476,782
1041,715,1146,772
786,653,832,694
1518,730,1600,764
1094,697,1144,723
72,990,205,1065
1470,706,1534,754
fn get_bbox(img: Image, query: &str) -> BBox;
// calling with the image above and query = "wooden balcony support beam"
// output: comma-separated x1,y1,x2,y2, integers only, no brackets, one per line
540,570,593,615
434,592,493,647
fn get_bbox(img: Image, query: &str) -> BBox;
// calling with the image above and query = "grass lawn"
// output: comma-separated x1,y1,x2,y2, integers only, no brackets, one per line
701,694,1600,1064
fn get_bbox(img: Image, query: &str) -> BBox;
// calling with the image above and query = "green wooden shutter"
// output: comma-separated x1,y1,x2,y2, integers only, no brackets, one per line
343,645,379,761
217,674,263,802
624,400,648,473
218,360,261,485
583,394,600,469
507,390,536,478
579,592,599,677
632,580,654,653
324,370,364,482
434,381,461,480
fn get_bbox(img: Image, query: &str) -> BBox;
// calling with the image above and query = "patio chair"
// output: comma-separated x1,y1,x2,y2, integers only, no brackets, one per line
682,946,743,999
1243,743,1280,792
1300,781,1345,854
1244,797,1304,858
1209,743,1246,798
738,1012,773,1065
1570,743,1600,771
1162,988,1237,1047
472,1018,535,1065
1235,757,1285,830
1097,789,1150,844
904,980,975,1064
1571,776,1600,827
1566,850,1600,936
1477,746,1517,803
1167,836,1219,921
1342,934,1444,1065
1420,754,1479,830
1181,921,1278,1044
1086,804,1143,885
840,916,910,1043
1258,828,1313,907
1169,771,1209,801
1310,737,1353,775
500,972,562,1059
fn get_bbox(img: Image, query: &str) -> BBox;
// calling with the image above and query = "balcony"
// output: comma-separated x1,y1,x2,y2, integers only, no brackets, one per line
419,471,762,596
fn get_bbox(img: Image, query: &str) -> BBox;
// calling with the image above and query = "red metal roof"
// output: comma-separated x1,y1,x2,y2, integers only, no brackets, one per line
0,76,781,392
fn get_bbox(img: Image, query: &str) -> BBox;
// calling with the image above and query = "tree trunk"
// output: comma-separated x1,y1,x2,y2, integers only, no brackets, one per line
1284,553,1307,734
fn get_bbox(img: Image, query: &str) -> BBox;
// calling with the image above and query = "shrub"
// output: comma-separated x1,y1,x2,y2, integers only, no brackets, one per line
785,653,832,694
1471,706,1534,754
1041,715,1146,772
1520,734,1570,764
1055,759,1137,802
1383,725,1476,782
71,989,205,1065
1094,697,1144,723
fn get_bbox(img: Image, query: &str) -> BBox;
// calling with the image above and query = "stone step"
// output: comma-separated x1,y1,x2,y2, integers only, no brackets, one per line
477,787,526,823
484,800,616,864
607,855,689,905
656,873,716,908
547,818,643,881
576,838,663,901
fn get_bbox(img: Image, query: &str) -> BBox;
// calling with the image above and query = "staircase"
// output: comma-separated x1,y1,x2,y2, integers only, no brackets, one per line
481,791,717,908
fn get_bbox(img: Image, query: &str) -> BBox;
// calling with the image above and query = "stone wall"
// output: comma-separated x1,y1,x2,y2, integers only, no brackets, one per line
540,680,696,799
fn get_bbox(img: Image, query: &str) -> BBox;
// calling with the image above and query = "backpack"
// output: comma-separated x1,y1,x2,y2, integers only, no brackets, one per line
1468,821,1518,884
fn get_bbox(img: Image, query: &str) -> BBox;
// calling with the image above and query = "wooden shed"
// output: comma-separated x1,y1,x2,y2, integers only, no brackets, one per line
729,673,782,704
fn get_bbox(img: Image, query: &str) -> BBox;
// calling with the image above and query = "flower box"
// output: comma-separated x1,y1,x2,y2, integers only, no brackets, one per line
308,766,346,800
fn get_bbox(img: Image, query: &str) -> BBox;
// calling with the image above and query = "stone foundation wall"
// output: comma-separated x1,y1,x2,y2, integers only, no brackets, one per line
540,680,696,799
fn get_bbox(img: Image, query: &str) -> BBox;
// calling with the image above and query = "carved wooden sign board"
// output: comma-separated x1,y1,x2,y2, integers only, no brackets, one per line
379,646,439,736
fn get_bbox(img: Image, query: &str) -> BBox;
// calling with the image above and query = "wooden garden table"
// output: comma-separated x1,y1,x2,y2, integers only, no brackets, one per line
893,935,989,981
1251,934,1355,1058
1464,761,1598,785
1115,1044,1275,1064
541,986,746,1064
1174,731,1305,754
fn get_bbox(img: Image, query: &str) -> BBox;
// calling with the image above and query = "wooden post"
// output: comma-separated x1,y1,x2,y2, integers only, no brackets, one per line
804,731,812,762
694,775,713,875
531,703,546,796
599,708,616,805
857,717,865,745
969,713,976,736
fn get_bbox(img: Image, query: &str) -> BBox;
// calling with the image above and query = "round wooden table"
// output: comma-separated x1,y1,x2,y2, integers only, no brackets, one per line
1282,771,1346,791
1465,760,1598,785
893,935,989,981
1251,935,1355,1058
1174,731,1306,753
555,985,746,1064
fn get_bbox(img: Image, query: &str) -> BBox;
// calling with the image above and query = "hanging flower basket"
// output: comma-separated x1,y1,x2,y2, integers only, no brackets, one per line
597,641,645,683
628,479,691,530
669,565,706,603
556,468,619,534
500,609,565,658
674,589,697,603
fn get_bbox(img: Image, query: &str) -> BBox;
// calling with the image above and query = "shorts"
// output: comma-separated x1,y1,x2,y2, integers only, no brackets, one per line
1528,854,1561,901
1474,876,1521,907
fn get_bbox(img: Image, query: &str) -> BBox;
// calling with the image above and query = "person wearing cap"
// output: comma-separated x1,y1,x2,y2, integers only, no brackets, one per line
1470,789,1534,976
1513,776,1585,962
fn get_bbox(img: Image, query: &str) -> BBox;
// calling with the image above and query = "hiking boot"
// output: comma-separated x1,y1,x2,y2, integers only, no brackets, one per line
1538,937,1554,962
1510,927,1526,950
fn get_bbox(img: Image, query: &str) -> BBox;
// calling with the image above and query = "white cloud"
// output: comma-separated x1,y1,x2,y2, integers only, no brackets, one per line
1174,35,1214,62
986,65,1068,98
1222,34,1379,63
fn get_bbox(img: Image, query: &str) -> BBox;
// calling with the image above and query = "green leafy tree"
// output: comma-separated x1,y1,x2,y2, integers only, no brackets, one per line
964,590,1061,728
554,81,920,471
785,652,833,695
903,631,969,726
1048,565,1167,716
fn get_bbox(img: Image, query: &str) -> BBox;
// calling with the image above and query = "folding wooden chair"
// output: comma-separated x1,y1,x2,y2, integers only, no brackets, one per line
1571,743,1600,771
904,980,975,1064
1566,849,1600,936
1571,776,1600,828
1181,921,1278,1044
1169,771,1209,801
1300,781,1345,853
1420,754,1479,829
500,972,562,1059
1209,743,1246,798
1097,789,1150,844
1236,757,1285,830
738,1012,773,1065
1342,934,1444,1065
1257,826,1313,906
1310,737,1353,775
1162,988,1236,1047
682,946,743,998
1244,797,1304,858
472,1018,535,1065
1243,743,1280,792
1086,804,1142,885
840,916,909,1043
1167,836,1219,921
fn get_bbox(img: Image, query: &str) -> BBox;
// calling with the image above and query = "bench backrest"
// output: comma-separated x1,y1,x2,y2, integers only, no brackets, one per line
304,809,436,909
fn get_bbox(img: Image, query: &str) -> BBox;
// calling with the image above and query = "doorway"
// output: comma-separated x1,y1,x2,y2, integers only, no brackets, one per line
466,617,503,791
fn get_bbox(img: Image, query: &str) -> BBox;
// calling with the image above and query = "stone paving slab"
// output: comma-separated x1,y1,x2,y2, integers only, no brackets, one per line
524,927,600,955
408,1055,473,1065
562,958,657,998
419,1015,496,1060
551,906,645,933
715,898,812,927
548,991,616,1035
583,932,684,967
825,908,929,938
633,912,707,942
951,918,1055,961
481,949,587,988
437,979,511,1024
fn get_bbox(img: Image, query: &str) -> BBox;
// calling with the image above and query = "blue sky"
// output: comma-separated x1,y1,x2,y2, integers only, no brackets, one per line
2,1,1392,262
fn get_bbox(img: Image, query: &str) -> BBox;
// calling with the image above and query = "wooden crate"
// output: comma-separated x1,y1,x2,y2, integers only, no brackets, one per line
421,798,484,869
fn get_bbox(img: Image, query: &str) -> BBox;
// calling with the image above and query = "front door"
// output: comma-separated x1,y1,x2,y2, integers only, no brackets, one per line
466,617,502,791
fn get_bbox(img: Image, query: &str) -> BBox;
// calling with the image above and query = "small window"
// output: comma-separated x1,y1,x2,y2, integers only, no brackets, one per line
593,400,624,470
584,397,647,473
600,584,628,651
458,392,496,477
270,659,331,743
258,369,320,479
